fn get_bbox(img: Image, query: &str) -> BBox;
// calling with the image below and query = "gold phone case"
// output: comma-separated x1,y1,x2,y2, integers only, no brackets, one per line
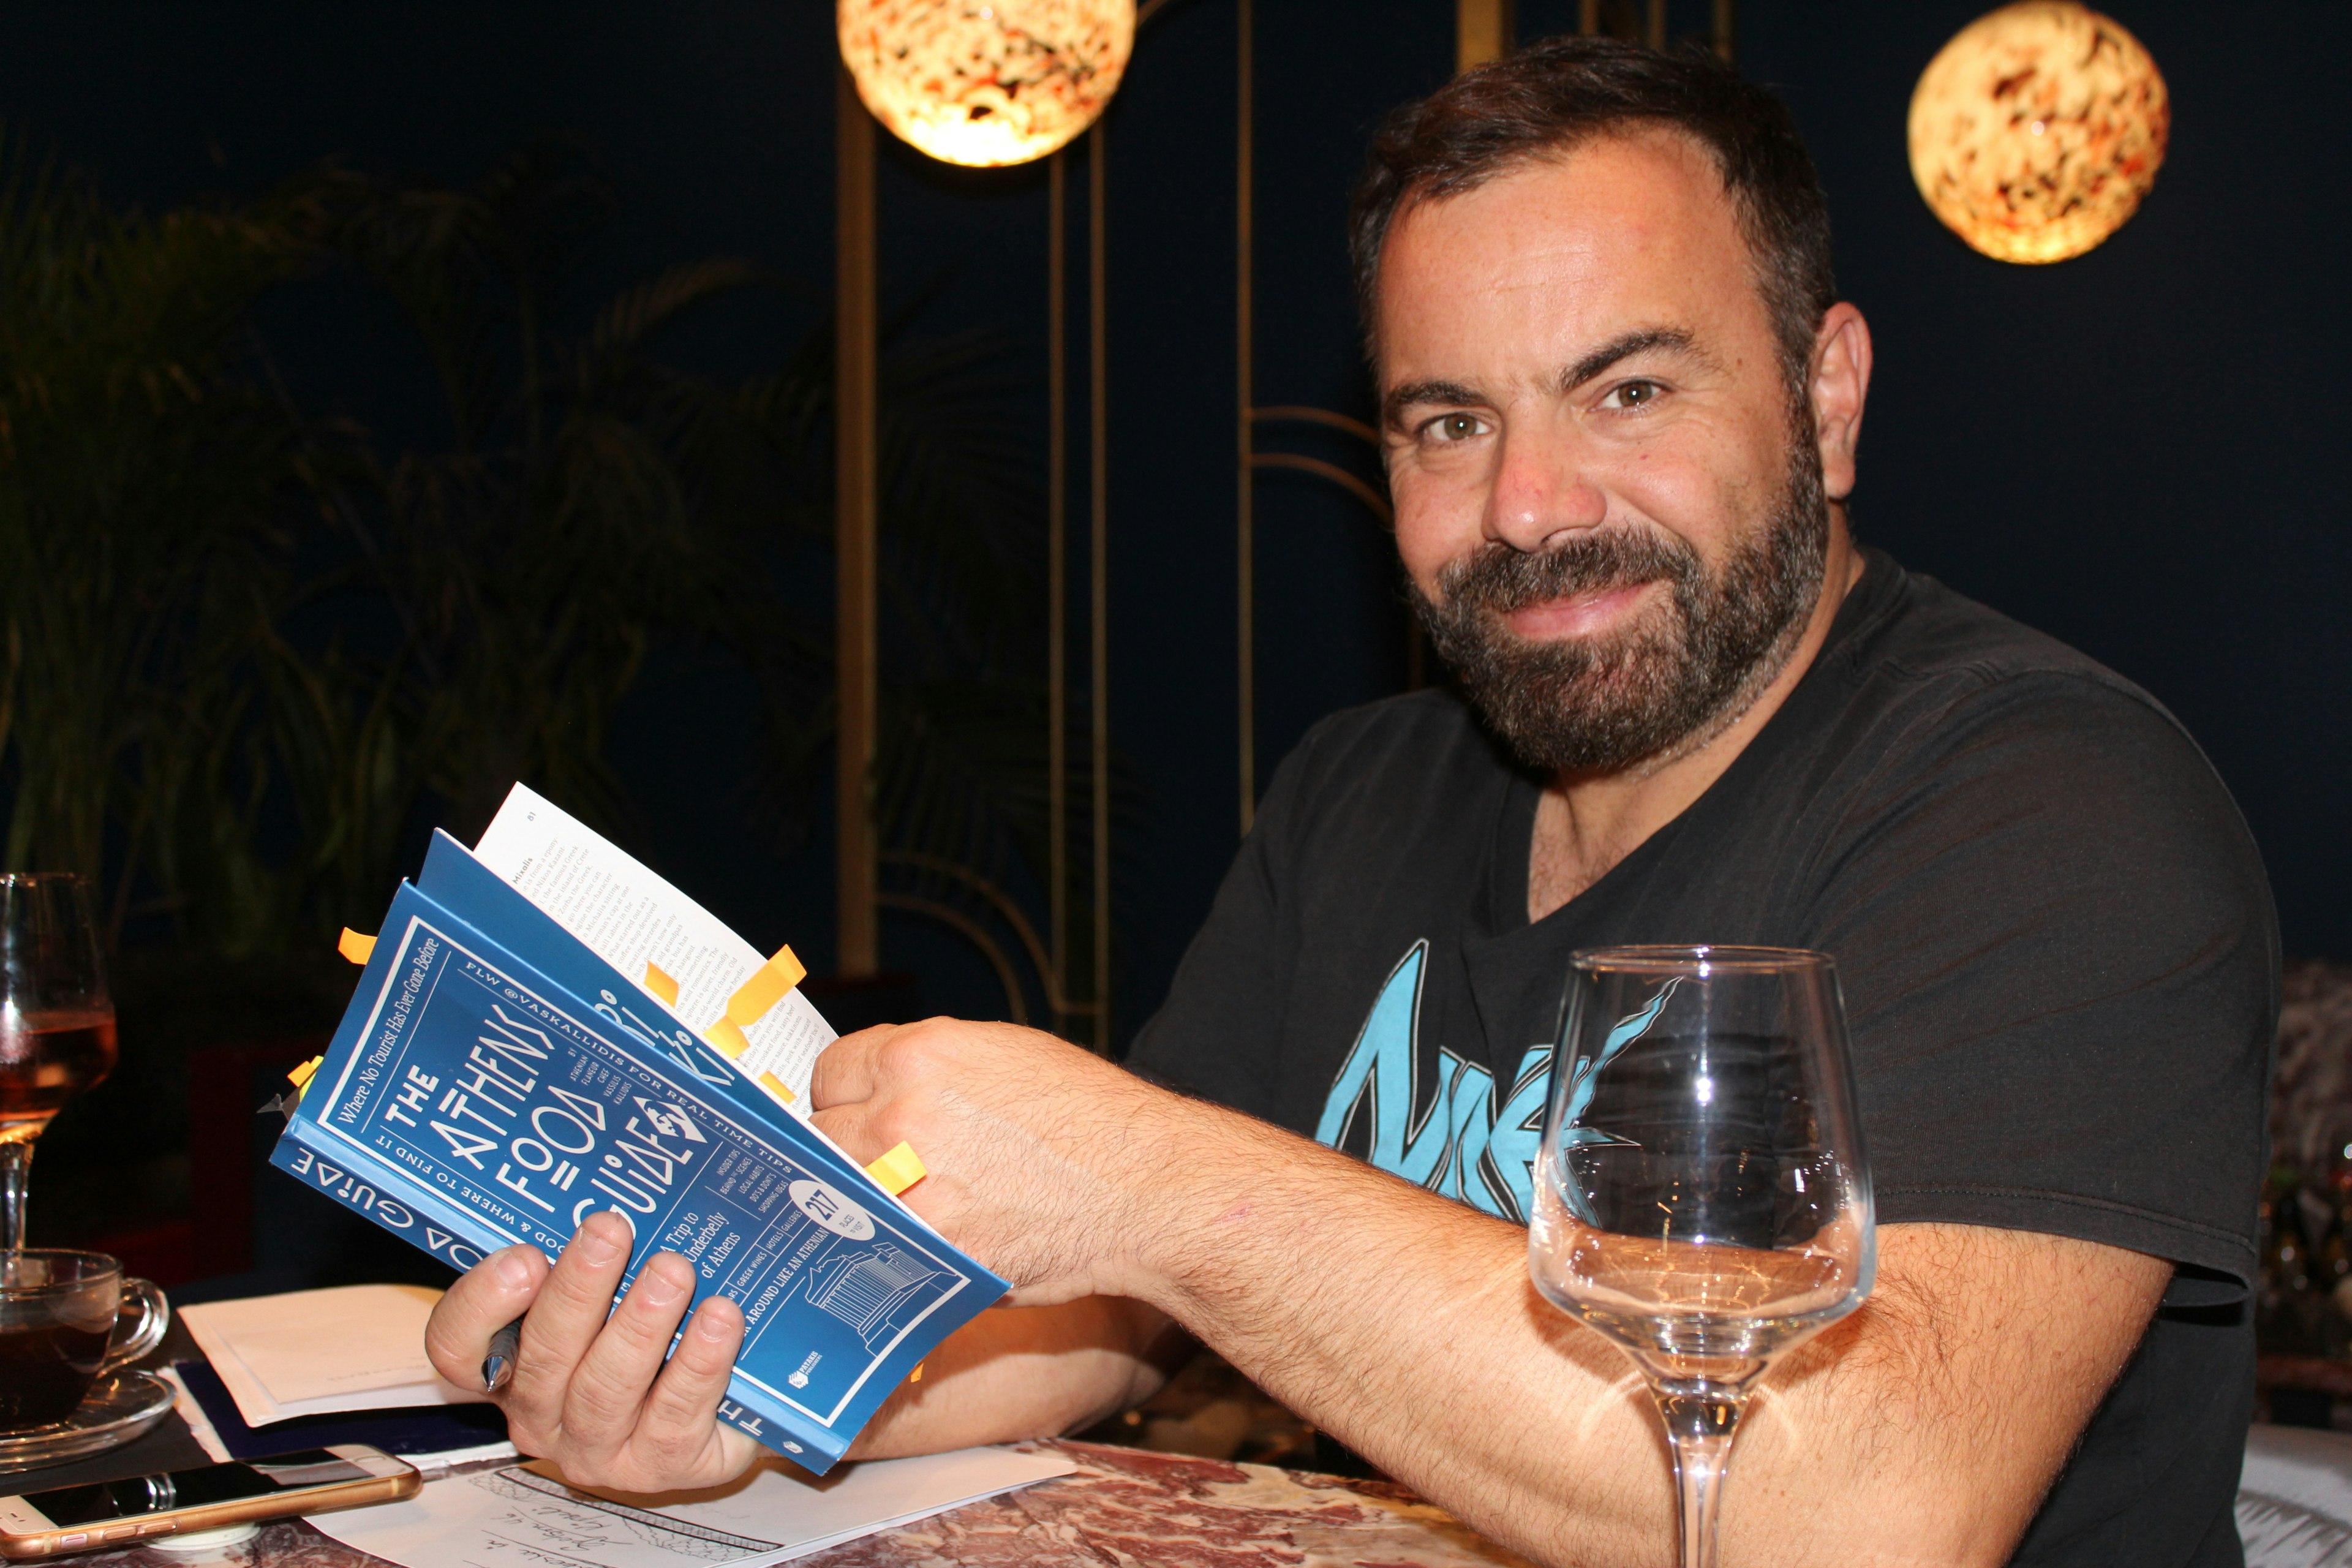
0,1458,420,1559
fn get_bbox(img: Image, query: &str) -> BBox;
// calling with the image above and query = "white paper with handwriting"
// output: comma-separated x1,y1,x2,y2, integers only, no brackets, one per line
306,1448,1073,1568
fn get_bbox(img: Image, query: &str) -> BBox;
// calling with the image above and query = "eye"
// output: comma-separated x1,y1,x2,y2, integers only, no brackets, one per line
1600,379,1665,410
1428,412,1486,442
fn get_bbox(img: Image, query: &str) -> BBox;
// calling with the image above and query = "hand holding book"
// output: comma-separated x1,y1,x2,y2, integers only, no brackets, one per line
423,1214,761,1493
805,1019,1183,1308
270,785,1009,1475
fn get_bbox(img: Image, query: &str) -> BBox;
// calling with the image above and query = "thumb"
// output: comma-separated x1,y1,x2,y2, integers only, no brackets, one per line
424,1245,547,1390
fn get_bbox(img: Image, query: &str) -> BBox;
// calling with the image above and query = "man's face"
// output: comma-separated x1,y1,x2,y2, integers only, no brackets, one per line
1376,129,1830,774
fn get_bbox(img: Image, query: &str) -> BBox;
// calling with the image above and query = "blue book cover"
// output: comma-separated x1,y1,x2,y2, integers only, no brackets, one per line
271,880,1006,1472
415,831,813,1148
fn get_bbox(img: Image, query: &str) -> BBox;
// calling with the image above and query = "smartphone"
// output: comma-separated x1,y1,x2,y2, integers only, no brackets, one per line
0,1444,420,1558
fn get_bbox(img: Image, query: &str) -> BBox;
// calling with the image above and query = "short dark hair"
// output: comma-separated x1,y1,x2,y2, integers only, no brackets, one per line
1349,37,1836,391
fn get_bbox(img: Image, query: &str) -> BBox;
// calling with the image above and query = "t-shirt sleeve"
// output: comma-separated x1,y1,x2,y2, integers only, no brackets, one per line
1121,725,1325,1120
1803,671,2277,1286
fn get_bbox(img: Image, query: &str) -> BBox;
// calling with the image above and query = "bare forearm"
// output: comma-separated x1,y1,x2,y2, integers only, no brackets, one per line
1120,1105,2164,1568
806,1020,2161,1564
848,1297,1177,1460
1132,1112,1671,1564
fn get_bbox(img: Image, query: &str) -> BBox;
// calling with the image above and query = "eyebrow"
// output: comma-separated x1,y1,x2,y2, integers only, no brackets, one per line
1381,378,1484,432
1381,326,1716,431
1559,326,1712,393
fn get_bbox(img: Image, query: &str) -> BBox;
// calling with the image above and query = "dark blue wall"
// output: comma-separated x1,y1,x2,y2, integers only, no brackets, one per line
6,1,2346,1041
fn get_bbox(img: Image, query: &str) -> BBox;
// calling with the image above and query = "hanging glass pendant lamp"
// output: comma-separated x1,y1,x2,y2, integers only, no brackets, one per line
839,1,1137,168
1908,2,2169,265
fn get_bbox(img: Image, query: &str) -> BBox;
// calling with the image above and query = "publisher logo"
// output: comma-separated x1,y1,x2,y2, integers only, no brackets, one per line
788,1180,875,1240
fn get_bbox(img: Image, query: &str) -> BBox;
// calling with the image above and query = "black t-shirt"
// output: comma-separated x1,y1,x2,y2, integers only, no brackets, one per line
1129,548,2277,1566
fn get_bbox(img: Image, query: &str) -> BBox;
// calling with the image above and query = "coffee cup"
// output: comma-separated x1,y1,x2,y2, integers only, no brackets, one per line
0,1250,170,1429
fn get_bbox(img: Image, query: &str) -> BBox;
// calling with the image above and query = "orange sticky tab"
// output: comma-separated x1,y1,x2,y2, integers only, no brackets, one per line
643,963,680,1008
284,1055,323,1109
725,945,808,1029
864,1141,927,1196
703,1017,750,1059
756,1070,799,1106
909,1361,924,1383
337,929,377,965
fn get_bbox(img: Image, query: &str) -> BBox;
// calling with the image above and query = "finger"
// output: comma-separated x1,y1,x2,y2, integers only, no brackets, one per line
808,1100,880,1162
809,1023,895,1110
626,1295,749,1485
424,1246,547,1390
506,1210,635,1432
560,1251,700,1469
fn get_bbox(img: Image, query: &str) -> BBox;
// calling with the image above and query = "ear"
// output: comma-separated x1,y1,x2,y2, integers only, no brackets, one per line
1808,303,1873,504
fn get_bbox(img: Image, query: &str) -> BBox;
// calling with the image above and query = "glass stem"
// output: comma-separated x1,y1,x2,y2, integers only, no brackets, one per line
0,1136,31,1253
1654,1381,1747,1568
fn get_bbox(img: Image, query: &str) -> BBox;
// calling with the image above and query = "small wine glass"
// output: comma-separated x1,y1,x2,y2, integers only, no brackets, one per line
0,875,119,1254
1529,945,1874,1568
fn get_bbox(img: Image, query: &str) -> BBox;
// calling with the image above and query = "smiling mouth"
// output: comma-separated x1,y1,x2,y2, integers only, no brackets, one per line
1500,580,1659,641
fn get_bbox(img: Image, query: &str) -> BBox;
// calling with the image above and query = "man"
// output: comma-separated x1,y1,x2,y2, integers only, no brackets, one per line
426,39,2273,1567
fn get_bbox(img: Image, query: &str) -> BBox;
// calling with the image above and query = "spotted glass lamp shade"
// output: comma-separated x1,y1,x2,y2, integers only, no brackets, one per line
839,1,1136,168
1907,2,2169,265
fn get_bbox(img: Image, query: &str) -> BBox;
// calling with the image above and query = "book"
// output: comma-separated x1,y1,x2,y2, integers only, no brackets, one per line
270,786,1008,1472
466,787,837,1114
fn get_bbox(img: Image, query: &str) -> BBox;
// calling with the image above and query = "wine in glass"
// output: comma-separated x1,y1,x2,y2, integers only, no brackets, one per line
0,875,119,1254
1529,945,1874,1568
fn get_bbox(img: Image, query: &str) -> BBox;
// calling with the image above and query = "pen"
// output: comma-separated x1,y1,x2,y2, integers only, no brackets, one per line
482,1316,523,1393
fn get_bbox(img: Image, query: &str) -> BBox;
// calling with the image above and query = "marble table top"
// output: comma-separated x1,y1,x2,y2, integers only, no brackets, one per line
60,1441,1536,1568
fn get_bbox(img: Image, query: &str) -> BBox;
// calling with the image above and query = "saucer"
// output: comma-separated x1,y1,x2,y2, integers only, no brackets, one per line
0,1372,176,1474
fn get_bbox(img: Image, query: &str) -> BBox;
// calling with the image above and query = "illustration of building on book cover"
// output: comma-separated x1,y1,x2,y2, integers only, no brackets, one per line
271,872,1006,1473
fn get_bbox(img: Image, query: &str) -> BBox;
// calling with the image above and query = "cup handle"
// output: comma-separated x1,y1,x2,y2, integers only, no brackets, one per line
99,1276,170,1376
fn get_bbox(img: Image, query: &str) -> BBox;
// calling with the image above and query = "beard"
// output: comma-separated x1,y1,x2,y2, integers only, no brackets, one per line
1410,435,1831,775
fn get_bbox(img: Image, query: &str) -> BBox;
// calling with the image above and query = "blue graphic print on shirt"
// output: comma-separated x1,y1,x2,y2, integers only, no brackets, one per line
1310,941,1552,1223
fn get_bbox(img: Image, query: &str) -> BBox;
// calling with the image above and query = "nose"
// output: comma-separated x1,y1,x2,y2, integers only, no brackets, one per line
1484,424,1606,554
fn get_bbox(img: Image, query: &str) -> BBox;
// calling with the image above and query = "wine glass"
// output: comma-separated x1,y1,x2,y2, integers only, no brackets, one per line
0,875,119,1254
1529,946,1874,1568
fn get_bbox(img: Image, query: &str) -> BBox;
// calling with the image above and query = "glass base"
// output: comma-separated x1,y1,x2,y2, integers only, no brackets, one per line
0,1371,176,1473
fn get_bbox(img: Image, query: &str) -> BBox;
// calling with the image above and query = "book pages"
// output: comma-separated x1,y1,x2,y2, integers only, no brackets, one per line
474,785,833,1108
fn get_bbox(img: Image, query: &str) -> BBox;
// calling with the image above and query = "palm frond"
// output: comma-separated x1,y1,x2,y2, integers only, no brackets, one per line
0,125,314,886
4,125,1104,1008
